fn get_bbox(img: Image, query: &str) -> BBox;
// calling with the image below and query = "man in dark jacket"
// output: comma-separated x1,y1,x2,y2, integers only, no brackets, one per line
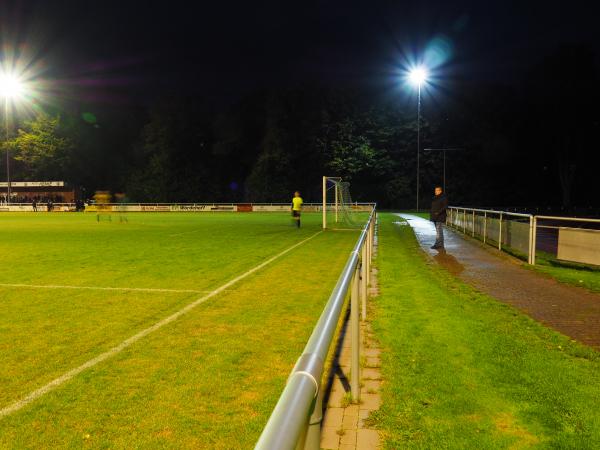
430,186,448,249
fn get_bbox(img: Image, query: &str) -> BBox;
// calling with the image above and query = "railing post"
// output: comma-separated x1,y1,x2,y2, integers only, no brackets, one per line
463,209,466,233
531,216,537,266
498,212,503,250
483,211,487,244
302,390,323,450
364,228,369,286
322,176,327,230
361,247,367,321
366,220,372,282
528,215,533,265
351,266,360,402
472,210,475,237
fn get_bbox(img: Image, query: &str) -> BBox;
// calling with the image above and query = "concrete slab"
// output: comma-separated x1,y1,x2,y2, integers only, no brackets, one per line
322,407,344,428
321,427,340,449
357,429,380,449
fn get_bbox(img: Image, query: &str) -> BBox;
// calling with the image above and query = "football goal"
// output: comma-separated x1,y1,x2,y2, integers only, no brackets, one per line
322,176,361,229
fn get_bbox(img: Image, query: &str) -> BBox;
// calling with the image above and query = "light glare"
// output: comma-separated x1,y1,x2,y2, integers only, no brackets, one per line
0,74,24,99
408,67,428,86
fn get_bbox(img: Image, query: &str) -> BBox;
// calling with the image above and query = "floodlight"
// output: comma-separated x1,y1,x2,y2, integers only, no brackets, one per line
408,67,428,86
0,74,24,98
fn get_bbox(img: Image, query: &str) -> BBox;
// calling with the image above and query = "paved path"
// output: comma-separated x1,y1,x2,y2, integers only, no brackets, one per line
399,214,600,350
320,242,382,450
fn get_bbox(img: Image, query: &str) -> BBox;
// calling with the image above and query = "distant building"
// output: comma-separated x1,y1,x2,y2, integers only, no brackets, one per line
0,181,77,203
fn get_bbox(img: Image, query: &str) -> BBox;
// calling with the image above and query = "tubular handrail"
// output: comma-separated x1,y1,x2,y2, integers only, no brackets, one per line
448,206,600,267
448,206,531,218
534,215,600,224
255,207,376,450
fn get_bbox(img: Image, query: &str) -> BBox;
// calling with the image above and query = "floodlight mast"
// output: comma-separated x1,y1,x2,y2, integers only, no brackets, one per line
0,73,25,205
423,147,465,191
408,66,428,212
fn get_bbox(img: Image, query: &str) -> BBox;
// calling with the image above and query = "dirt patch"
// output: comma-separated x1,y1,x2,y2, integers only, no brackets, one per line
494,412,540,449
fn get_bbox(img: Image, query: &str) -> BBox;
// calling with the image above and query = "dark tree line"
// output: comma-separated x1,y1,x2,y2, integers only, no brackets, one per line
1,44,599,209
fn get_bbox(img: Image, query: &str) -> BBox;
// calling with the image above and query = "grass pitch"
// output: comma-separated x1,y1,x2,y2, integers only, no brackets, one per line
372,213,600,448
0,212,359,448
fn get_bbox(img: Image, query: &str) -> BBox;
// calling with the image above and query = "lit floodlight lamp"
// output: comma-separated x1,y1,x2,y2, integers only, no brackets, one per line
408,66,428,87
0,73,24,99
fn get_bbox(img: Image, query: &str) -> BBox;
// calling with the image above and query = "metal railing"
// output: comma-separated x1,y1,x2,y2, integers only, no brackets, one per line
255,207,376,450
447,207,535,264
530,215,600,266
448,207,600,267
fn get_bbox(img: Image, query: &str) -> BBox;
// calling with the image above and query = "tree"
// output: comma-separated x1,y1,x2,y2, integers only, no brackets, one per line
5,114,73,181
127,97,216,202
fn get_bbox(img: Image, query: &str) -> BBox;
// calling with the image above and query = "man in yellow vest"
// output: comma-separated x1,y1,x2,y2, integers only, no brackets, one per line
291,191,303,228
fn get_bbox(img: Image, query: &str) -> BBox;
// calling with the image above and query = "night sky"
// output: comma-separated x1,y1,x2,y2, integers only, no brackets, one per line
2,0,599,105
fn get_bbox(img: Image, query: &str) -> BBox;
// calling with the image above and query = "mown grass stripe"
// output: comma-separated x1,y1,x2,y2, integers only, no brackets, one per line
0,283,210,294
0,231,322,419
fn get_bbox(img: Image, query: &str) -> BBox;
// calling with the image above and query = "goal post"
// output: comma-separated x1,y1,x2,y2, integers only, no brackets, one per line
323,176,354,229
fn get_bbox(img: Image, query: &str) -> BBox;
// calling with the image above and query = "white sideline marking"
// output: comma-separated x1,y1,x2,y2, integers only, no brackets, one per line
169,229,202,237
0,283,209,294
0,231,322,419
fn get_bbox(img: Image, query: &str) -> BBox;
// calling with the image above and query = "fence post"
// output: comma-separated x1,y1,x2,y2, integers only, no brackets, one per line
302,389,323,450
472,210,475,237
351,266,360,402
322,176,327,230
531,216,537,266
365,227,371,286
360,246,367,321
498,212,503,250
463,209,466,233
483,211,487,244
528,215,533,265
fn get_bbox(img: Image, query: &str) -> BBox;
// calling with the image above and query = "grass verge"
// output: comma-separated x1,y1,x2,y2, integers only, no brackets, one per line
371,213,600,449
529,253,600,294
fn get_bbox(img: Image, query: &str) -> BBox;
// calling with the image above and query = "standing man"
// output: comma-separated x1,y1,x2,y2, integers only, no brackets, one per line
291,191,303,228
430,186,448,250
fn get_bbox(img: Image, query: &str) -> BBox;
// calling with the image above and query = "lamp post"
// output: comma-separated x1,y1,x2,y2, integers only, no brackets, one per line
408,67,427,211
0,74,24,205
423,147,464,192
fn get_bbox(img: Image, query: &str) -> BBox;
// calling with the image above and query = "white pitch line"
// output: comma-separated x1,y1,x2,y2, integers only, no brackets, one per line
0,231,322,419
169,229,202,237
0,283,208,294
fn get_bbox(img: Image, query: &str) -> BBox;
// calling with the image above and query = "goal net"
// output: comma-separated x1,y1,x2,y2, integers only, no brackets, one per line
322,176,361,229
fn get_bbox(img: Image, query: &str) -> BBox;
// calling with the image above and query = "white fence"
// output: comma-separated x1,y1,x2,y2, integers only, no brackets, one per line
0,202,375,213
447,207,535,264
447,207,600,267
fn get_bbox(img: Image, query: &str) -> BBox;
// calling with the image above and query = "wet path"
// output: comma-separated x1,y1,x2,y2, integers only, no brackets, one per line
398,214,600,350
